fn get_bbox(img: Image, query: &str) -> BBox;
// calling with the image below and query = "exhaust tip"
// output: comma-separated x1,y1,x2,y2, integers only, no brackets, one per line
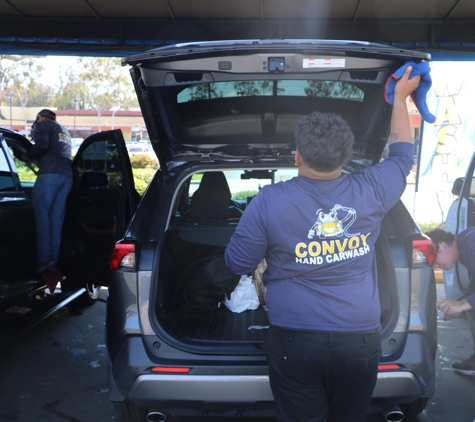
147,410,166,422
382,405,404,422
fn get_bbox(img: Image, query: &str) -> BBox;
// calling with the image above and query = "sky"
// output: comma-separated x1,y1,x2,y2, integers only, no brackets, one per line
35,56,84,89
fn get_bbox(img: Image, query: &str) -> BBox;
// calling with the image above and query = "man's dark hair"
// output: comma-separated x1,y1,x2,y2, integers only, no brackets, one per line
425,228,456,251
294,111,354,172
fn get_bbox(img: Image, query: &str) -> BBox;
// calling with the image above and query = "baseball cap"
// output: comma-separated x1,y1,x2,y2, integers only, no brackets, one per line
37,109,56,120
32,109,56,128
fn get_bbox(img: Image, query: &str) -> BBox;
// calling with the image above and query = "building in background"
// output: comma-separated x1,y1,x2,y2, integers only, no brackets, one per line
0,107,147,142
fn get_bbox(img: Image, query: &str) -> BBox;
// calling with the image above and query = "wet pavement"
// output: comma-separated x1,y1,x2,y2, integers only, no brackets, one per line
1,284,475,422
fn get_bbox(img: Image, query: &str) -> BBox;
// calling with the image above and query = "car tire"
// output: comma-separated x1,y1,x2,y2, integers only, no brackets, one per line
78,283,102,306
400,397,429,416
62,279,102,307
112,400,148,420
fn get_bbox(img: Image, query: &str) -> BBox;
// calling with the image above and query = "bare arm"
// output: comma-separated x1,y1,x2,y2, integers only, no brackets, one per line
437,298,472,321
389,66,421,145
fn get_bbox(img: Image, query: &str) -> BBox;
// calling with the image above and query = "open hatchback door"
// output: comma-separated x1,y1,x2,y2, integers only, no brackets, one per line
123,39,431,172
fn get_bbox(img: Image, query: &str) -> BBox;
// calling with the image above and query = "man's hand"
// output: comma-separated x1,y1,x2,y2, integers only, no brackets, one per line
389,66,422,145
394,66,421,102
437,298,472,321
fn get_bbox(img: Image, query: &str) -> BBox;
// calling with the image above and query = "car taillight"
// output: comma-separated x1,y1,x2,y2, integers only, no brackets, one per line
110,241,135,270
151,367,191,374
412,239,437,267
378,364,400,371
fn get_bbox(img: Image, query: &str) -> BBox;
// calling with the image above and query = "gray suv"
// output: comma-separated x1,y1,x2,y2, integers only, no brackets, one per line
106,40,438,421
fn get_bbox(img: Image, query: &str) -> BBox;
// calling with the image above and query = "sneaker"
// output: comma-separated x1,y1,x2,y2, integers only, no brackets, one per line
452,354,475,375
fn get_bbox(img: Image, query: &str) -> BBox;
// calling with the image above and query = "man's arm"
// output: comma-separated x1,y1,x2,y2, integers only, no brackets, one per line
25,124,49,160
225,191,268,275
389,66,421,145
437,298,472,321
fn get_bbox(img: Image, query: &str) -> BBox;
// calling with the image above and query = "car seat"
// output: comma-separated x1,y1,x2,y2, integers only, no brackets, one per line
80,171,108,189
190,171,243,220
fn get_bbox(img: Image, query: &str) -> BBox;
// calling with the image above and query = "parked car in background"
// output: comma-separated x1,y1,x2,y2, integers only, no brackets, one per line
127,144,150,156
127,142,158,162
71,137,84,156
0,127,139,314
0,129,38,312
105,40,438,422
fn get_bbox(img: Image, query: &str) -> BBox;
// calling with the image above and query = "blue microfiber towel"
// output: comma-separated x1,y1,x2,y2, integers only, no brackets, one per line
384,61,436,124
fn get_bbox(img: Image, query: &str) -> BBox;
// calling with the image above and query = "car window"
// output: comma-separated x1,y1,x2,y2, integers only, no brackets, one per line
177,80,364,103
276,80,364,101
5,142,38,186
470,177,475,198
0,145,16,191
188,169,298,200
76,140,123,189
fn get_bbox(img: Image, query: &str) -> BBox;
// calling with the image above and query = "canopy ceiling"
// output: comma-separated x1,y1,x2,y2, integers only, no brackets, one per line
1,0,475,60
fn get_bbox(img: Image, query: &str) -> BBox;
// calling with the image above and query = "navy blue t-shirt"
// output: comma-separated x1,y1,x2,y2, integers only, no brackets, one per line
26,119,72,178
225,142,414,332
456,228,475,309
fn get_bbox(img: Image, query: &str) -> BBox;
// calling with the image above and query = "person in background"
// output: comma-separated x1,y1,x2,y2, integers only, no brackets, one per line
22,109,73,276
225,67,420,422
426,227,475,375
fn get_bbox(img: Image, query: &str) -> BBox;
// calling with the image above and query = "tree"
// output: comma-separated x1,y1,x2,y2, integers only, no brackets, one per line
1,56,139,113
0,55,51,105
233,80,273,96
0,57,52,132
304,81,363,100
74,57,139,110
52,65,89,110
186,83,223,101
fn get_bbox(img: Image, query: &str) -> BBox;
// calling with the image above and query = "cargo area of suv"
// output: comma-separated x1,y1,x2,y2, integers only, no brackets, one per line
157,168,398,347
106,40,438,421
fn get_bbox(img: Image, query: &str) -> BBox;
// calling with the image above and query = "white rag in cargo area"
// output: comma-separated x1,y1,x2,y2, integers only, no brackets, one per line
224,274,260,313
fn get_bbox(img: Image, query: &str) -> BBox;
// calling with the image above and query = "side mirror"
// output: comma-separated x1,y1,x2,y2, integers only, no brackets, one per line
452,177,464,196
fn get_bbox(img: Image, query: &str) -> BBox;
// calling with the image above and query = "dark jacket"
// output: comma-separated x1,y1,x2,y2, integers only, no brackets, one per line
26,119,72,178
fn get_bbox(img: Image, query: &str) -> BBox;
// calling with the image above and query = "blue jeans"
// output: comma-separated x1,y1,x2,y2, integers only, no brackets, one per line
264,325,380,422
32,173,73,266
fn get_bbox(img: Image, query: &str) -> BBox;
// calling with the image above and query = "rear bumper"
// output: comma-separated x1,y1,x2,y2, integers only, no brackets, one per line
124,369,426,406
110,332,435,409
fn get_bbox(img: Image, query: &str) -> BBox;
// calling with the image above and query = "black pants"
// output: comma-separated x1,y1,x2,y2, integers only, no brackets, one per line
264,325,380,422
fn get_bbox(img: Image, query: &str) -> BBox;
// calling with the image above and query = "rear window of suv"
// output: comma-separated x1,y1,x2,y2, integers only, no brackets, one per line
188,169,298,200
178,80,364,103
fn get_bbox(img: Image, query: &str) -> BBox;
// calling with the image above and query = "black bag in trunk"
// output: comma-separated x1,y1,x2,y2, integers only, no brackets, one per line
173,249,241,313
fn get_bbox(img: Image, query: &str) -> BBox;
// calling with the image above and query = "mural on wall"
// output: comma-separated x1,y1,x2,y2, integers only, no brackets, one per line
419,62,475,189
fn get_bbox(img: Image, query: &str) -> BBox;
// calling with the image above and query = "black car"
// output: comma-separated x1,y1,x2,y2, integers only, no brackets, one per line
0,128,138,317
100,40,439,422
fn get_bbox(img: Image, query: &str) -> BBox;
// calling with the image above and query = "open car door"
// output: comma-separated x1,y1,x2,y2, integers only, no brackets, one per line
62,130,137,287
444,154,475,300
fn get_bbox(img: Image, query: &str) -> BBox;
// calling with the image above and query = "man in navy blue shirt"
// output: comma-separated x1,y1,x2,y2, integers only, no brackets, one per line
23,109,72,276
225,67,421,422
427,227,475,375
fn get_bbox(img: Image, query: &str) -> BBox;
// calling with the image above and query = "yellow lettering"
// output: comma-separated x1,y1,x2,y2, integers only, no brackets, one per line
360,233,371,246
435,124,458,155
308,241,321,257
432,73,463,97
349,237,359,249
434,97,461,127
322,241,334,255
295,243,307,258
335,238,348,253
